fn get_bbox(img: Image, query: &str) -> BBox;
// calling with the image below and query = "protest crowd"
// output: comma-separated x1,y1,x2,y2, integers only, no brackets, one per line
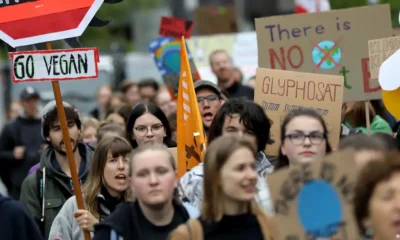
1,0,400,240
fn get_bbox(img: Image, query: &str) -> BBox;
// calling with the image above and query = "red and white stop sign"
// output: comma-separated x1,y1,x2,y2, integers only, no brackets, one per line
0,0,104,48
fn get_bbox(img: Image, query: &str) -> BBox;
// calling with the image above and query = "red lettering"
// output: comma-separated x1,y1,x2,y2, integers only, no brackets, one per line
296,81,305,99
362,58,381,93
287,79,295,97
262,76,271,94
316,82,324,101
269,48,286,69
288,45,304,69
278,79,286,96
269,45,304,70
307,81,315,100
271,77,277,95
324,84,333,101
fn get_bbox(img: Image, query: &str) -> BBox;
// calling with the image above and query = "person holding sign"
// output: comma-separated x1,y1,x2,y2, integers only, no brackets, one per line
353,152,400,240
179,99,274,213
20,101,94,239
169,136,279,239
125,102,176,149
93,144,198,240
49,136,133,240
276,107,332,169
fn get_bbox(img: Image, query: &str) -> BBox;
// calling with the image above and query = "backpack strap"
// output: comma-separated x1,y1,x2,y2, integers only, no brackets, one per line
36,168,45,235
185,219,203,240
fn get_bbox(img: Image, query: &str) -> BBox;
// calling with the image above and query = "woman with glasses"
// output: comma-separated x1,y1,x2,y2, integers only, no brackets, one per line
275,107,332,169
126,102,176,149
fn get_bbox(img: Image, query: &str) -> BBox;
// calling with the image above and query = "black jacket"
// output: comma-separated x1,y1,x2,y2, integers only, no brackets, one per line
0,194,44,240
0,115,43,199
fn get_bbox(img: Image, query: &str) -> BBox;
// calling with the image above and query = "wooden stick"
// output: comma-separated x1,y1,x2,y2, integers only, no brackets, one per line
46,43,91,240
365,101,371,135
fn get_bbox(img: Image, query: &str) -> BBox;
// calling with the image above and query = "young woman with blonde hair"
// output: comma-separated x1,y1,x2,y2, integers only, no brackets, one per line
48,136,133,240
170,135,279,239
93,143,198,240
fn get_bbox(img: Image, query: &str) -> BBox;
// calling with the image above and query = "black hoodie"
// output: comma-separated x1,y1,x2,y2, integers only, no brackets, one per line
0,194,44,240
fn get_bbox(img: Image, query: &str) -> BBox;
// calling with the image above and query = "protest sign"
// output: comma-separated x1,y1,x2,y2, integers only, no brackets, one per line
255,4,392,102
368,36,400,79
255,68,343,156
159,16,194,39
0,0,108,48
186,32,258,82
195,6,237,35
10,48,99,83
149,36,200,100
268,149,358,240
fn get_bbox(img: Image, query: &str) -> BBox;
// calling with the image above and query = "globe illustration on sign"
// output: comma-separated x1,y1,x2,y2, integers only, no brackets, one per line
312,40,342,69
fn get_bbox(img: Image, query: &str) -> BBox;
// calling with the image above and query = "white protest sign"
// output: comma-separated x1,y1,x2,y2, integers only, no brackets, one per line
379,49,400,91
9,48,99,83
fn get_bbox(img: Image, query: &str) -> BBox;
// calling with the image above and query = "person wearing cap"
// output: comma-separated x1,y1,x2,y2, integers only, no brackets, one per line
0,86,44,200
209,50,254,100
20,100,93,239
194,80,225,136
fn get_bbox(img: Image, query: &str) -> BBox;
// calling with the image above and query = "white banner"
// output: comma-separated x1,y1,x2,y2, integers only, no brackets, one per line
10,48,99,83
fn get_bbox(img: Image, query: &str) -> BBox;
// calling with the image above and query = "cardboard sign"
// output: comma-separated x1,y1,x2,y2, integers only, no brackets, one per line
148,37,200,100
0,0,104,47
186,32,258,82
255,68,344,156
10,48,99,83
159,16,194,39
368,36,400,79
195,6,237,35
255,4,392,102
268,149,358,240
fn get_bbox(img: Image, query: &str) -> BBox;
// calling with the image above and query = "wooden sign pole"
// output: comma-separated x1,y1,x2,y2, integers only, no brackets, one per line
46,43,91,240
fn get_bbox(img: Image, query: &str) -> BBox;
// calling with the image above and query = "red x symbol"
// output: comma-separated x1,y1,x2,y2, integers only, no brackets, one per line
313,41,341,69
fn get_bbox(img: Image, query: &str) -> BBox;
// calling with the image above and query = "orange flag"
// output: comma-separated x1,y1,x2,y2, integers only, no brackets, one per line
176,36,207,178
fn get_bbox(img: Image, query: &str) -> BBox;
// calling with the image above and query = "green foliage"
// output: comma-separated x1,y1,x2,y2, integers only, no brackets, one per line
330,0,399,27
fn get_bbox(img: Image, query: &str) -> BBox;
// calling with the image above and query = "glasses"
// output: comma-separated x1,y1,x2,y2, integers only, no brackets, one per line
284,132,326,145
134,124,164,136
197,95,219,104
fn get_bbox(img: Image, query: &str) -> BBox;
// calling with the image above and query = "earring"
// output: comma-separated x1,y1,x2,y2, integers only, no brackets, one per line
364,227,373,238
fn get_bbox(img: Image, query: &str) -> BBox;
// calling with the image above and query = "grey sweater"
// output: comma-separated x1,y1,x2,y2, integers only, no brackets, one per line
48,196,94,240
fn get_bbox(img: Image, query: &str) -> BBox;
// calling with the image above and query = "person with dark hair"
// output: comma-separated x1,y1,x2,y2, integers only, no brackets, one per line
138,78,159,103
167,111,177,142
105,104,132,129
19,100,94,239
96,123,127,143
93,144,198,240
194,80,224,135
339,133,396,171
90,85,113,121
0,193,44,240
126,102,176,149
353,152,400,240
120,81,141,106
179,99,274,214
0,86,44,200
277,107,332,170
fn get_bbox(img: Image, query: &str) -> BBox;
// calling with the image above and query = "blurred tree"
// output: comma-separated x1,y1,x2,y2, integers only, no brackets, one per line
330,0,399,27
